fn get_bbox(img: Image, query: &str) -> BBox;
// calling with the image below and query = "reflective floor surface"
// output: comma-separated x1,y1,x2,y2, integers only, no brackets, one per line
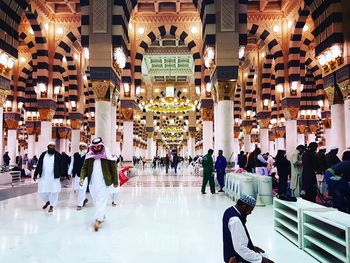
0,167,317,263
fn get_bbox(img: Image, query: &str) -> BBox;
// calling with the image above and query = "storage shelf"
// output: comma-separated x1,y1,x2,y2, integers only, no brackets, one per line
304,247,344,263
275,207,297,222
304,222,346,247
274,217,298,234
304,235,347,262
275,226,298,246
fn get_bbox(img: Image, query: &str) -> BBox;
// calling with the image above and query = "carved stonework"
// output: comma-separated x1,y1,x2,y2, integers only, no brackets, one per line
201,108,214,121
0,89,10,107
234,131,240,139
189,131,195,138
275,127,286,138
38,108,55,121
5,119,18,130
323,118,332,129
309,125,318,134
26,127,35,135
243,125,253,134
71,119,82,130
258,118,270,129
89,127,95,136
121,108,133,121
91,81,111,102
269,131,275,141
282,107,299,120
216,80,236,101
298,125,307,134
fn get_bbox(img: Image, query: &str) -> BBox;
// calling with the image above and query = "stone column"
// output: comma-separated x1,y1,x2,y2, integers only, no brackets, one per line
214,103,219,154
146,134,152,160
307,133,316,143
331,103,346,153
275,127,286,151
187,132,195,158
110,102,117,154
116,131,122,156
233,129,240,156
37,107,55,154
121,108,134,161
215,80,234,161
92,81,112,148
344,98,350,148
201,108,214,154
297,133,305,146
4,114,20,165
0,90,9,164
70,116,83,154
258,118,270,154
323,118,332,151
283,107,299,159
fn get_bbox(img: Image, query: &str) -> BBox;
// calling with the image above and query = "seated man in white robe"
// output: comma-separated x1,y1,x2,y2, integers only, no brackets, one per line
34,141,64,212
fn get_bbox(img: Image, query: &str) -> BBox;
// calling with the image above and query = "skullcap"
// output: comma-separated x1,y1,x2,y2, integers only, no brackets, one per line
239,194,256,207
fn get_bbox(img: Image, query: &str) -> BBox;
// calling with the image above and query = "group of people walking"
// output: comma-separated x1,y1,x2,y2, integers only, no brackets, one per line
33,138,119,231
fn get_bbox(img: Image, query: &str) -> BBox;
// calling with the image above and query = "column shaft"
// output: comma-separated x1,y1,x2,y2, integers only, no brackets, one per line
122,121,134,161
307,133,316,144
324,128,332,152
259,129,269,154
331,104,346,153
344,99,350,148
71,129,80,154
0,108,3,164
217,100,234,161
27,134,35,159
276,138,285,151
95,101,112,148
285,120,298,159
243,134,251,153
8,130,17,165
203,121,213,154
297,134,305,146
38,121,52,154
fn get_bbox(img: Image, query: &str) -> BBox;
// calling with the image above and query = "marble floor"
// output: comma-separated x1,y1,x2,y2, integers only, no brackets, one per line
0,167,318,263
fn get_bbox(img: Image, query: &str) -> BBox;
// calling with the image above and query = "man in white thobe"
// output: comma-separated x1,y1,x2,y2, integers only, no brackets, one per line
34,142,64,212
68,142,88,210
80,137,118,231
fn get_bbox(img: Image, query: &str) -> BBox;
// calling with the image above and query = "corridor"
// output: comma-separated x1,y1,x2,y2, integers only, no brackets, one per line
0,168,317,263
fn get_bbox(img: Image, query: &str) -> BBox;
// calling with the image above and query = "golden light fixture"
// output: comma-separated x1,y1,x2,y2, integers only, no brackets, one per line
160,126,185,133
143,97,197,113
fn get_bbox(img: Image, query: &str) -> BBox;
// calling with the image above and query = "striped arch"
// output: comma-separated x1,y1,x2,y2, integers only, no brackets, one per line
133,25,202,88
299,30,315,83
248,24,284,85
80,0,91,48
261,54,274,101
16,61,34,107
288,7,310,82
234,85,242,121
305,56,324,101
270,74,278,120
25,7,49,85
238,0,248,47
0,1,28,58
300,70,318,110
244,68,256,112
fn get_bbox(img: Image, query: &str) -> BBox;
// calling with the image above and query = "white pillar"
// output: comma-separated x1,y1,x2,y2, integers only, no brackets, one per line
115,141,121,156
307,133,316,144
8,129,17,165
217,100,233,161
187,137,195,157
152,139,157,157
203,120,213,154
324,128,332,152
285,120,298,159
331,103,346,153
110,104,117,153
243,134,251,153
27,134,35,159
59,138,68,153
0,108,4,164
122,121,134,161
269,140,275,156
71,129,80,154
214,104,219,154
146,137,152,160
276,137,285,151
259,129,269,154
344,99,350,148
95,101,111,148
297,133,305,146
38,121,52,154
233,137,240,155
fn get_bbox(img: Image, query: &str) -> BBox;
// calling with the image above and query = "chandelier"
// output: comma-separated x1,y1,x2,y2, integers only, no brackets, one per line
160,125,185,134
142,86,198,113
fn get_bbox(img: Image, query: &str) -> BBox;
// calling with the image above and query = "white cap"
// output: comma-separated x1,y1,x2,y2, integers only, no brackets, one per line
79,142,88,147
47,141,56,146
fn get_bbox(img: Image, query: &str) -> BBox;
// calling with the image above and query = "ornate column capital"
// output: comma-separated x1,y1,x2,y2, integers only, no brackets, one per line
275,126,286,138
216,80,236,101
298,125,307,134
323,118,332,129
4,113,20,129
121,108,133,121
242,120,253,134
282,107,299,120
258,118,270,129
201,108,214,121
38,108,56,121
91,81,112,102
0,89,10,107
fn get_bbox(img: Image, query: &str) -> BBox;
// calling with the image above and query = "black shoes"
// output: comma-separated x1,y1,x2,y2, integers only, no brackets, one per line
42,201,50,209
201,192,207,194
48,206,54,212
83,198,88,207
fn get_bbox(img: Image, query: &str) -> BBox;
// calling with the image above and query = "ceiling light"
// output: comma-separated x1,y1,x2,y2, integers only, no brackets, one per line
276,84,284,93
136,86,141,95
287,20,293,29
303,24,309,32
62,56,67,63
124,83,130,93
191,26,198,34
291,81,298,91
44,23,49,32
261,52,265,58
20,57,26,63
7,58,15,69
29,28,34,35
74,54,78,60
317,100,324,107
57,27,64,35
138,27,145,35
238,46,245,59
182,88,188,93
273,25,280,33
154,88,160,93
83,48,89,59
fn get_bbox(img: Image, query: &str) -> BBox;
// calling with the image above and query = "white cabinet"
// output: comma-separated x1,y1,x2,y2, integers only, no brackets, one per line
273,198,326,248
303,210,350,263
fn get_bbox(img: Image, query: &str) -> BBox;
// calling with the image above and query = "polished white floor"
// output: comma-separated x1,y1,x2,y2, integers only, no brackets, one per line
0,168,318,263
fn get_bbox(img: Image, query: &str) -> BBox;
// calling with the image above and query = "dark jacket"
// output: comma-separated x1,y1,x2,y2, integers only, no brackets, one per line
223,206,255,263
3,153,10,166
72,153,86,177
316,151,328,173
275,154,291,178
237,154,247,168
80,158,118,186
215,155,227,174
302,150,318,189
34,151,63,179
326,151,341,168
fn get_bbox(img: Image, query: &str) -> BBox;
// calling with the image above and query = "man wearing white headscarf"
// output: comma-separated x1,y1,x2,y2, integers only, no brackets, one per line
34,142,64,212
80,137,118,231
68,142,89,210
